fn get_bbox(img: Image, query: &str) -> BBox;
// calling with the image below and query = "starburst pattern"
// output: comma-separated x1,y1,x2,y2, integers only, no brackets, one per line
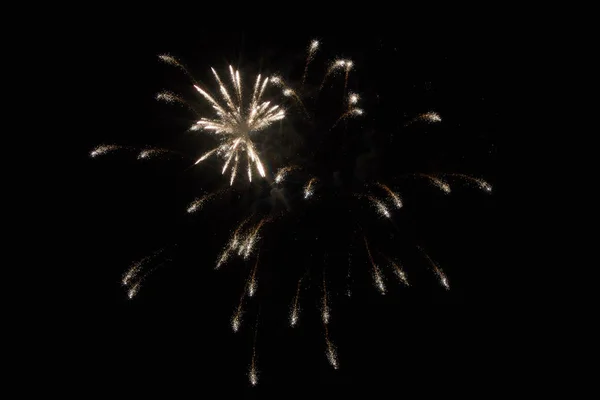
92,38,494,385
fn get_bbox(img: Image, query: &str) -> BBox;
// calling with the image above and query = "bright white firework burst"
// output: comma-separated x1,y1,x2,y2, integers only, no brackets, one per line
188,66,285,185
92,39,495,386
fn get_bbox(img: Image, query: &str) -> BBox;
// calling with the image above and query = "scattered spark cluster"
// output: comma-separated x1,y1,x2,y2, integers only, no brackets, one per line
92,38,494,385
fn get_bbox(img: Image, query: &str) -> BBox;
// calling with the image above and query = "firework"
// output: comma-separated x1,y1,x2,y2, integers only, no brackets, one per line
247,252,259,298
304,177,318,199
415,174,451,194
270,75,309,117
158,54,197,83
381,254,409,287
302,39,320,87
348,92,359,107
232,289,245,332
343,60,353,95
137,148,171,160
90,144,120,158
419,111,442,123
320,59,350,91
216,217,252,269
274,166,297,184
355,193,391,218
445,173,492,193
181,66,284,184
331,107,363,130
405,111,442,126
127,281,141,299
97,39,492,382
249,315,260,386
186,192,217,214
122,248,165,286
369,195,391,218
321,274,330,324
290,276,304,327
364,236,386,295
418,247,450,290
376,183,403,209
324,324,339,370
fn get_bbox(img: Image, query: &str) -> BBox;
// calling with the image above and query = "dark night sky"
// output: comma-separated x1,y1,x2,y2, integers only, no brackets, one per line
73,25,502,395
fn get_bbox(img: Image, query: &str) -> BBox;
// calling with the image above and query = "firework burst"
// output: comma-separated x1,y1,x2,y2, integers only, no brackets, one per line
190,67,285,185
93,37,494,385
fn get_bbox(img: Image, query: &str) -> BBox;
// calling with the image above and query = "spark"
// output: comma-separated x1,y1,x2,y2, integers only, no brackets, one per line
155,91,188,107
249,366,258,387
348,92,359,106
419,247,450,290
325,338,339,370
290,276,304,327
320,59,349,91
90,144,120,158
376,183,403,209
364,236,386,295
127,281,141,299
304,177,318,199
420,111,442,123
416,174,451,194
343,59,353,95
247,252,259,298
381,254,409,286
137,148,170,160
243,218,267,259
232,282,246,332
249,315,260,386
368,195,391,218
190,65,285,184
158,54,196,82
216,217,252,269
232,313,242,332
274,166,297,184
122,248,165,286
122,262,143,287
186,193,216,213
322,274,330,324
302,39,320,87
331,108,363,130
270,75,309,116
445,173,492,193
324,323,339,370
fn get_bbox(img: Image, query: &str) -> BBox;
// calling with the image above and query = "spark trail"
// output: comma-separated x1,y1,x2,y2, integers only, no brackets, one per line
418,246,450,290
274,166,297,184
364,236,386,295
320,59,349,92
186,192,218,213
376,183,403,209
290,275,304,327
445,173,493,193
90,144,121,158
249,315,259,386
321,274,330,325
415,173,451,194
247,251,259,298
301,39,320,88
158,54,197,83
304,177,318,199
324,324,339,369
381,253,409,287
